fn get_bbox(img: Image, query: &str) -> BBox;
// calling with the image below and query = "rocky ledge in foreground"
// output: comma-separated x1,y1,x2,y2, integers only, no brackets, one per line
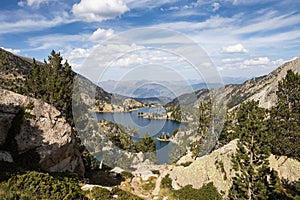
0,89,84,176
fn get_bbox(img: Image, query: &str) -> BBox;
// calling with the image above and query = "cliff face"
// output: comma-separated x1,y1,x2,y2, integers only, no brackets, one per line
0,89,84,176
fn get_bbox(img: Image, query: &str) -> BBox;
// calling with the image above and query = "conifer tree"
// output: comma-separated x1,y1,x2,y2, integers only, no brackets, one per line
229,101,272,200
23,50,74,123
190,101,212,158
269,70,300,161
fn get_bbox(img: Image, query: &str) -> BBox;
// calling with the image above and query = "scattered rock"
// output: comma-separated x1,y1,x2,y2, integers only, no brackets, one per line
0,151,13,163
111,167,125,174
81,184,112,191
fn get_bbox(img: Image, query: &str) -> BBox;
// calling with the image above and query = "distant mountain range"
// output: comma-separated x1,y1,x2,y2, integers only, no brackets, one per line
98,77,247,100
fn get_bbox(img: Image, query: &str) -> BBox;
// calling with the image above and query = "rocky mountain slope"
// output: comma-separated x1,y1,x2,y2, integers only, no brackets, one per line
0,89,85,176
168,57,300,109
224,57,300,109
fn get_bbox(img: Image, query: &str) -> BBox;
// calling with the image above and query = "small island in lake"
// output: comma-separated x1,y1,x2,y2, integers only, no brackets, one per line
157,132,171,142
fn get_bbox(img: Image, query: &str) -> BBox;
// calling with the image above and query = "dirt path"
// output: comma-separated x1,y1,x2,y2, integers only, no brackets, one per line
152,168,171,196
130,177,151,200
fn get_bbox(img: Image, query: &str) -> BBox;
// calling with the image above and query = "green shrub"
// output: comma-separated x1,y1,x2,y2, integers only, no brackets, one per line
173,182,222,200
121,171,134,180
180,161,192,167
151,170,160,175
161,174,172,190
89,186,111,200
3,171,85,199
0,182,36,200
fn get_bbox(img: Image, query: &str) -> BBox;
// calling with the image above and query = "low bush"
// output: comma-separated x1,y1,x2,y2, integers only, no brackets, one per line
1,171,85,199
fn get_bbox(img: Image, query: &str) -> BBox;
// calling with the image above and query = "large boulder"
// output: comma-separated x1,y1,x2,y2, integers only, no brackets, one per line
169,139,300,196
0,89,85,176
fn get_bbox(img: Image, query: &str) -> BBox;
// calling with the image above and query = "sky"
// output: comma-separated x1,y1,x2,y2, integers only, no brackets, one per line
0,0,300,83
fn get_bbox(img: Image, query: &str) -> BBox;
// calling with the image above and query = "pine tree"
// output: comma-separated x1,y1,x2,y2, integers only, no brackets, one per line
229,101,272,200
269,70,300,161
190,101,212,158
23,50,74,124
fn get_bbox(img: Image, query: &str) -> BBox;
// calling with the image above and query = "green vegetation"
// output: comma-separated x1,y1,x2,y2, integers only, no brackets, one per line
121,171,134,180
218,111,237,147
269,70,300,161
215,160,227,180
0,51,9,71
85,187,111,200
160,176,222,200
22,50,74,124
102,120,131,150
228,98,300,199
220,70,300,161
172,128,179,137
170,105,182,122
229,101,272,199
173,183,222,200
141,177,156,192
0,171,85,199
133,133,156,153
180,161,192,167
161,174,173,190
0,183,36,200
190,101,212,158
151,170,160,175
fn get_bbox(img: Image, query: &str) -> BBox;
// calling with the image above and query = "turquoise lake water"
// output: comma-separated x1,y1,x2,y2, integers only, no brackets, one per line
96,107,182,164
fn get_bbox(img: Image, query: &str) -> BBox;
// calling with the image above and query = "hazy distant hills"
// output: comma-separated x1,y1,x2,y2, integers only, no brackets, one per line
98,77,246,101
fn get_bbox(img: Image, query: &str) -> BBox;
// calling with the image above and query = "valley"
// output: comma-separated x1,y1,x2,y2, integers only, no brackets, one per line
0,48,300,199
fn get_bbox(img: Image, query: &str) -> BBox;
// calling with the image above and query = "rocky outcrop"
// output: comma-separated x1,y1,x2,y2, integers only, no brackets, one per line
168,139,300,196
123,98,145,111
169,140,237,195
0,89,85,176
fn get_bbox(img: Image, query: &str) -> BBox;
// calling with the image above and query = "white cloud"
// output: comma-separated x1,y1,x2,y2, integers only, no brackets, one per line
63,47,93,70
124,0,180,9
212,2,220,12
27,34,87,50
0,14,74,34
72,0,129,22
222,43,248,53
233,12,300,35
243,57,270,65
221,58,243,63
217,57,286,78
89,28,114,41
18,0,49,8
1,47,21,54
243,57,284,67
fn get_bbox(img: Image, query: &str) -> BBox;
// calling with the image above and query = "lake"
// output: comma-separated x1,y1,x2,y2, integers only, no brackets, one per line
96,107,182,164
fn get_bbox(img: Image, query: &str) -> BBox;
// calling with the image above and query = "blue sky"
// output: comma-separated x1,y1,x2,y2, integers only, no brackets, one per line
0,0,300,82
